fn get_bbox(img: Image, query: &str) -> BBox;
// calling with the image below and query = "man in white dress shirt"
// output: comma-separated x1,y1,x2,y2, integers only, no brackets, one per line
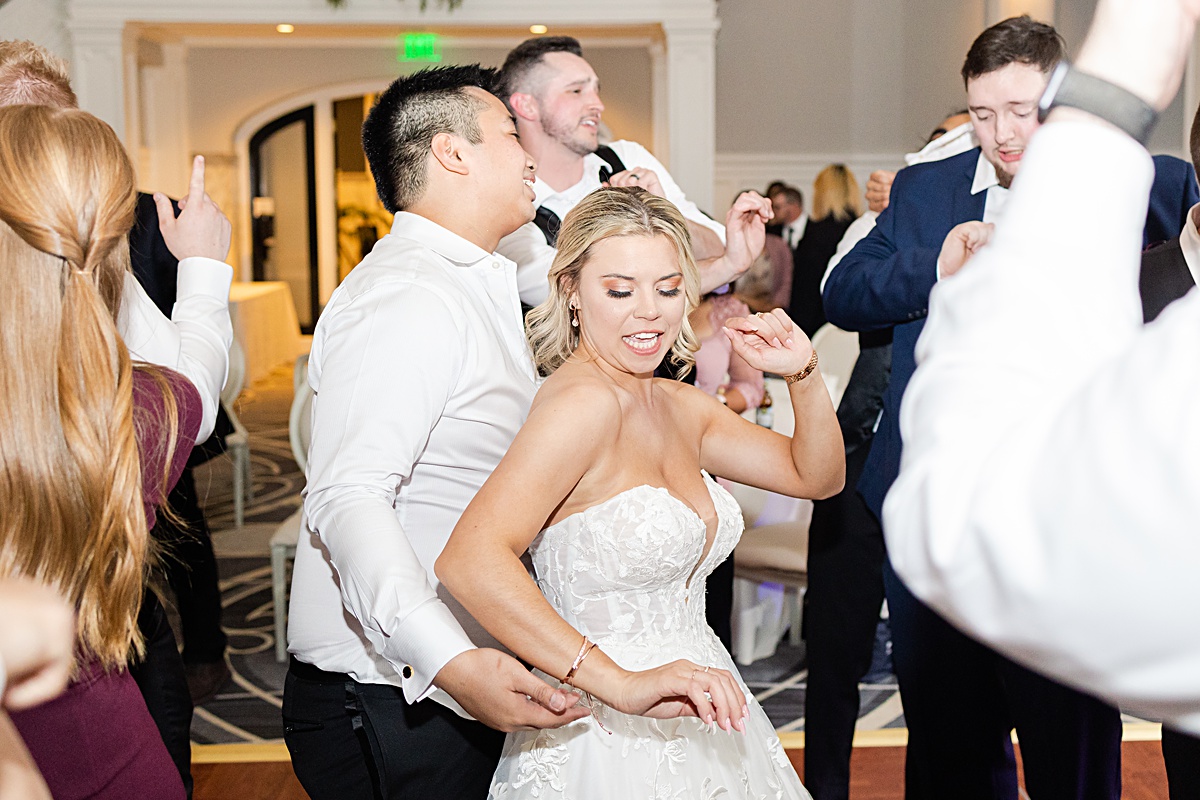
283,65,587,800
882,0,1200,740
494,36,770,305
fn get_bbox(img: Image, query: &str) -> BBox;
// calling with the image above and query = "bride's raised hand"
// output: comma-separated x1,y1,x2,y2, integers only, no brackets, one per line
612,660,748,732
723,308,814,378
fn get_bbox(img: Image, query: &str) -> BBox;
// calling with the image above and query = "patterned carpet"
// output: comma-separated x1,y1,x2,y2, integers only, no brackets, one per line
186,364,905,745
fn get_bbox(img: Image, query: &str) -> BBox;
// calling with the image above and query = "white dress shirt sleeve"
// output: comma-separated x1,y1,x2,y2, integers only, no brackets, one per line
883,119,1200,733
821,211,879,294
496,221,555,307
304,281,476,704
118,257,233,442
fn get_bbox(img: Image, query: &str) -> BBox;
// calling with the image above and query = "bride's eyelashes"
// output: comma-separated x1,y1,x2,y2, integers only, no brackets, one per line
602,288,682,299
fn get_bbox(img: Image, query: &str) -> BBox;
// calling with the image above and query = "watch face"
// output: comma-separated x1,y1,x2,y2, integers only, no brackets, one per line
1037,61,1071,123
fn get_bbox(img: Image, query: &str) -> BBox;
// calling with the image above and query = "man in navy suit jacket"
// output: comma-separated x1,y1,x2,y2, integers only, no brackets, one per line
824,17,1130,799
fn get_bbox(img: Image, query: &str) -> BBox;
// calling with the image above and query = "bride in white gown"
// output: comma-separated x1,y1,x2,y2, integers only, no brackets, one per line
437,187,843,799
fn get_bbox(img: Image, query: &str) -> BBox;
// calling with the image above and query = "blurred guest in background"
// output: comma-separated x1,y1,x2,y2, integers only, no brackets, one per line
791,165,862,337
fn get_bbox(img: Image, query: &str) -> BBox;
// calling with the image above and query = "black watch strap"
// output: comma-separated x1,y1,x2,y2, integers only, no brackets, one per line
1037,61,1158,145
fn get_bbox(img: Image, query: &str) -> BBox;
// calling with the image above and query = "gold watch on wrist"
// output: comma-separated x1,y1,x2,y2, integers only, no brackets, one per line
784,350,819,384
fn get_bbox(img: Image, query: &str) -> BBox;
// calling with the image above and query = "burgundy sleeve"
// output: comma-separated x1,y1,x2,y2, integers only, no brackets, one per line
133,368,204,530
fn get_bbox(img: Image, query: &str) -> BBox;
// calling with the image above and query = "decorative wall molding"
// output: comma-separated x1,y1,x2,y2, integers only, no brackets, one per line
63,0,719,206
69,0,717,26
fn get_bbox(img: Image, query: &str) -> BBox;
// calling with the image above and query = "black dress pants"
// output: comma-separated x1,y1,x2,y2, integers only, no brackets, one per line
158,468,227,664
283,658,505,800
802,441,886,800
706,557,735,650
884,562,1122,800
130,591,194,798
1163,726,1200,799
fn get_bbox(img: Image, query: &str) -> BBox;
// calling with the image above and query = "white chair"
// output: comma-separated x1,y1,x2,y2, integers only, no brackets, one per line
727,373,815,665
727,330,861,664
270,355,311,662
222,339,253,528
810,323,861,410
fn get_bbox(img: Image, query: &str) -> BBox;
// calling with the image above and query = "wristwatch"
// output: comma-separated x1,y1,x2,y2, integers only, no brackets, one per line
1037,61,1157,146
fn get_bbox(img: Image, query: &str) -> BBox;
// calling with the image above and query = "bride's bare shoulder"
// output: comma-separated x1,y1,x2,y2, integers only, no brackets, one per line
529,368,624,430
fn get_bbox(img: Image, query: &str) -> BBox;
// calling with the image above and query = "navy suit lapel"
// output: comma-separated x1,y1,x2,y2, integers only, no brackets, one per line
952,153,987,225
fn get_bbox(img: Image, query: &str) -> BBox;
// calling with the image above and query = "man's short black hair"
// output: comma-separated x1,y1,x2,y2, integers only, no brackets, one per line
498,36,584,104
778,186,803,209
362,64,501,213
961,16,1064,86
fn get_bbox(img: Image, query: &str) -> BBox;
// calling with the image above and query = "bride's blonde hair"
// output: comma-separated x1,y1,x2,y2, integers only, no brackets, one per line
526,187,701,376
0,104,169,669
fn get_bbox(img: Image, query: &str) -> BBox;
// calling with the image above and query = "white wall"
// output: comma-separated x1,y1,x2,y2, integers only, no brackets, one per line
0,0,70,60
3,0,1197,215
185,41,652,162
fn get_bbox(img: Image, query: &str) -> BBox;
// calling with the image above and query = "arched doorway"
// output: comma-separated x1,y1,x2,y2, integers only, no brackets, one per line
248,106,319,332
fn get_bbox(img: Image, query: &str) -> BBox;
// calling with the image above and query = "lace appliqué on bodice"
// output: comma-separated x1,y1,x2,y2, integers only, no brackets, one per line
489,473,810,800
528,473,739,665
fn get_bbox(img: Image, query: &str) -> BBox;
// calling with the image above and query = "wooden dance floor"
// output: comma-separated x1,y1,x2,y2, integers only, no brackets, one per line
192,737,1170,799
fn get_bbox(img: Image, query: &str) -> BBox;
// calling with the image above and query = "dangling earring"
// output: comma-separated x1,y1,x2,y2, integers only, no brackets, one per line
570,305,579,328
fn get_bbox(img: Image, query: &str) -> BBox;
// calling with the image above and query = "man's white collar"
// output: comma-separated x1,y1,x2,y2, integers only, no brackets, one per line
971,153,1002,196
1177,202,1200,285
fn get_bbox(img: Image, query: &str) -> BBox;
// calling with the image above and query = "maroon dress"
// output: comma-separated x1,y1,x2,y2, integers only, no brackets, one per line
11,369,201,800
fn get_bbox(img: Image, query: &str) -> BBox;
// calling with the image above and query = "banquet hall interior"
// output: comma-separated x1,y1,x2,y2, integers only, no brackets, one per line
1,0,1196,797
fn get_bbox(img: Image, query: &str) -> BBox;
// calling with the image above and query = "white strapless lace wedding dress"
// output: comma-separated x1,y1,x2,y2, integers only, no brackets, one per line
489,472,810,800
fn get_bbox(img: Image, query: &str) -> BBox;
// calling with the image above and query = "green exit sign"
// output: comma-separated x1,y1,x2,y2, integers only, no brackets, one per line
397,33,442,62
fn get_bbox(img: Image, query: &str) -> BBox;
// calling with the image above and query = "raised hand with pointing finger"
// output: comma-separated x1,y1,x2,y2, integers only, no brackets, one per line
154,155,231,263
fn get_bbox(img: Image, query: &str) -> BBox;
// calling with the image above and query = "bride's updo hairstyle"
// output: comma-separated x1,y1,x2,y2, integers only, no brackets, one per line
526,186,701,377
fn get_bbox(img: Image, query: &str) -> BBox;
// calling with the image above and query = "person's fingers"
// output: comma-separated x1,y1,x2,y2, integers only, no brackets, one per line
750,312,787,346
682,669,717,725
724,327,761,363
709,668,748,732
153,192,175,231
508,694,591,731
724,326,761,354
765,307,796,336
693,668,735,731
510,669,580,714
722,316,760,334
4,664,71,711
186,155,207,206
176,196,188,211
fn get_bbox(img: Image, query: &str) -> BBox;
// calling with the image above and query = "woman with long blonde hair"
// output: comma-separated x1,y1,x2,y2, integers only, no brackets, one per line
438,187,843,798
790,164,864,336
0,104,203,800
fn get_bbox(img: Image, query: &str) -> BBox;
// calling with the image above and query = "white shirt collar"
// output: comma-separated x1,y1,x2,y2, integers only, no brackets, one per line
971,152,1001,196
389,211,504,267
906,122,979,166
782,212,808,247
531,151,609,207
1177,203,1200,285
